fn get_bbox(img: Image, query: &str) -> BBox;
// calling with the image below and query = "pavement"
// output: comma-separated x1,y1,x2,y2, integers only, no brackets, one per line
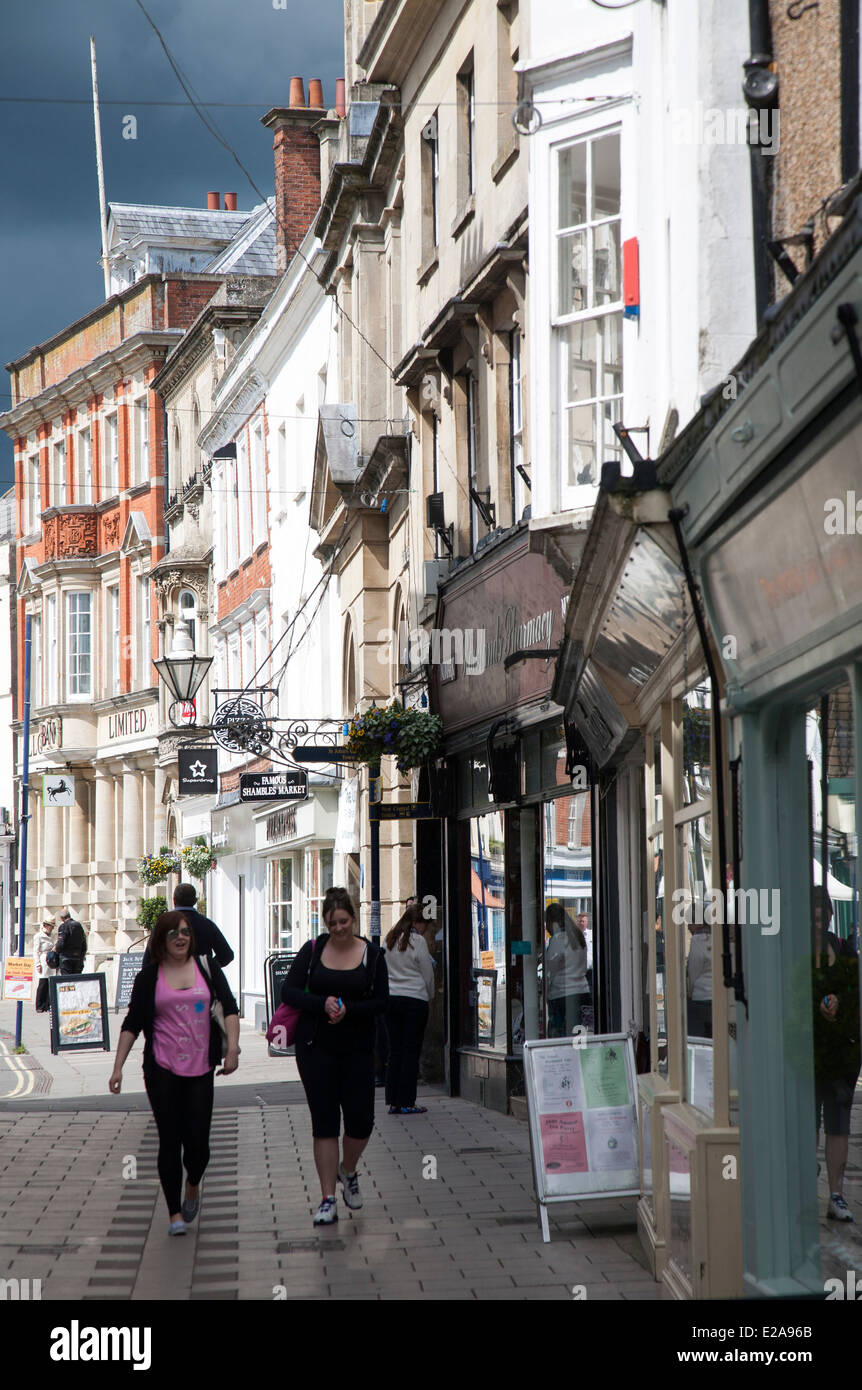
0,997,659,1301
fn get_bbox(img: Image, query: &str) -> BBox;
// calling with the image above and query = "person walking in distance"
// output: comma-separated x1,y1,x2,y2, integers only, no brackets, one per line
281,887,388,1225
812,887,860,1222
56,908,87,976
33,918,56,1013
109,911,240,1236
142,882,234,968
383,903,435,1115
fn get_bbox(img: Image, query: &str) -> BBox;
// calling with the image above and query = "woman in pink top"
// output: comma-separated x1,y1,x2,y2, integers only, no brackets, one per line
109,911,240,1235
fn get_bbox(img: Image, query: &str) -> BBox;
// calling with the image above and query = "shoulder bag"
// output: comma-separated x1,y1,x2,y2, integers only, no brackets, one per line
199,955,239,1061
266,937,323,1048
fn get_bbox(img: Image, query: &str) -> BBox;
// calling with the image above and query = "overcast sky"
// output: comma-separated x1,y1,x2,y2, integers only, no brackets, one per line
0,0,345,489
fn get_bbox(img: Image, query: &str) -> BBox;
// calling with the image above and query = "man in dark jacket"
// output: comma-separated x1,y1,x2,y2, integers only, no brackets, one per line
56,909,87,975
142,883,234,967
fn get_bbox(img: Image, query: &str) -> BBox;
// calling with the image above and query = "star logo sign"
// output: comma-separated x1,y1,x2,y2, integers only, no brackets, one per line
189,760,208,780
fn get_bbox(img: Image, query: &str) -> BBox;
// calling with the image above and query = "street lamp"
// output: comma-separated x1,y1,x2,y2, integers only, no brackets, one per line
154,619,213,726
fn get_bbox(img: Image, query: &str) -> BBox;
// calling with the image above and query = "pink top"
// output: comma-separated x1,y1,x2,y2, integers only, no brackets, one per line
152,960,212,1076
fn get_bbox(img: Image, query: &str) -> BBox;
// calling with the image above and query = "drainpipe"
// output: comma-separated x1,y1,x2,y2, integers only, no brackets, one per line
743,0,778,324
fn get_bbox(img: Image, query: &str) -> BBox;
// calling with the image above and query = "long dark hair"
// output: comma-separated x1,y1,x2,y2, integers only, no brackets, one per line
386,902,425,952
149,910,196,964
545,902,586,952
321,887,357,931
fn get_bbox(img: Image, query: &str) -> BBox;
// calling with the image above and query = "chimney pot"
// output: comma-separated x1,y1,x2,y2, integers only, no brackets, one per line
308,79,324,110
224,192,237,211
335,79,346,119
207,191,220,210
288,76,306,109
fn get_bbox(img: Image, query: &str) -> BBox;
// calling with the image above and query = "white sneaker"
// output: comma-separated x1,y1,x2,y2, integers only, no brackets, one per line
338,1163,363,1210
828,1193,853,1222
313,1196,338,1225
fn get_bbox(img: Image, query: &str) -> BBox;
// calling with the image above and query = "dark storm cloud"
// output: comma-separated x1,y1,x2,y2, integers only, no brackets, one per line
0,0,345,485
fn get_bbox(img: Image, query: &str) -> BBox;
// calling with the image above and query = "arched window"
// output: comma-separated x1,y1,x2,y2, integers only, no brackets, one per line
172,422,181,481
192,399,201,480
179,589,197,653
343,620,357,717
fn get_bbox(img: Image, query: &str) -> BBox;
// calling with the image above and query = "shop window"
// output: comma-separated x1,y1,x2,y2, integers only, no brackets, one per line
541,793,593,1039
470,811,507,1050
306,848,335,938
646,727,668,1077
269,857,294,952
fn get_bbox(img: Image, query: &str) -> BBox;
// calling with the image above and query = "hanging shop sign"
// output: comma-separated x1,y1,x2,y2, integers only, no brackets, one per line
334,775,359,853
240,771,309,803
433,532,572,734
43,774,74,808
48,974,111,1054
291,745,363,763
523,1035,639,1242
178,747,219,795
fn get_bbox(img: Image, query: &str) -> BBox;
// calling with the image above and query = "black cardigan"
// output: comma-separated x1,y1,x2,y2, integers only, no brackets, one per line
121,955,239,1073
281,935,388,1049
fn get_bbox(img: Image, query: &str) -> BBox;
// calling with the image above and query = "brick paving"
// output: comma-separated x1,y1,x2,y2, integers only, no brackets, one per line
0,1092,658,1301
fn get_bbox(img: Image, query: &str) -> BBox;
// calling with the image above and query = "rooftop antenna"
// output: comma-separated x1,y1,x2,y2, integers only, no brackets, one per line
90,36,110,298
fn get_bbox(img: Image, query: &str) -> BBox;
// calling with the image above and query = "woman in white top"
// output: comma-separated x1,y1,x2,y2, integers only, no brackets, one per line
545,903,590,1038
33,918,56,1013
383,904,436,1114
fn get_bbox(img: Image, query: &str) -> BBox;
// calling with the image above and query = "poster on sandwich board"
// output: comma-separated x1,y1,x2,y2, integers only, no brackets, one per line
523,1034,639,1242
48,973,110,1054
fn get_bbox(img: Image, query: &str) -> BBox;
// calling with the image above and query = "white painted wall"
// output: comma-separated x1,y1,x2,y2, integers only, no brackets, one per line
523,0,757,520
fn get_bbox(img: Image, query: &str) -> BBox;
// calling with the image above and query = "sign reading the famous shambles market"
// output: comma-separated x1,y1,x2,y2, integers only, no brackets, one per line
523,1035,639,1242
178,747,218,795
240,771,309,803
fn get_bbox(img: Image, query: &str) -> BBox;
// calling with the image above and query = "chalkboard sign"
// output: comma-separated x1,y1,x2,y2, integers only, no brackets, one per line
265,951,296,1055
523,1034,639,1242
114,952,145,1012
49,974,111,1055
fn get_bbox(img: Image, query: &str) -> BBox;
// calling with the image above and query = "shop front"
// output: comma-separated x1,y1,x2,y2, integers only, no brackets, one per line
660,202,862,1297
434,524,592,1112
552,488,744,1298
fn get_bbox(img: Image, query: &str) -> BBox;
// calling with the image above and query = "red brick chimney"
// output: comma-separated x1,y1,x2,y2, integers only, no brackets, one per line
261,78,324,275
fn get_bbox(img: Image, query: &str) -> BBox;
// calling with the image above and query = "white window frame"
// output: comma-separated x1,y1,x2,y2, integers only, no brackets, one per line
139,574,152,689
31,613,42,709
45,593,58,704
251,423,266,547
237,435,251,561
226,456,238,572
77,425,93,505
242,620,255,690
137,397,150,486
255,609,270,689
552,125,624,507
108,584,121,695
66,590,93,699
510,329,526,523
104,412,119,497
53,438,66,507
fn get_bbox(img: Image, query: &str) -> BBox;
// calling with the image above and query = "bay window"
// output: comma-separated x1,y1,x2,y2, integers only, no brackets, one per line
555,129,623,500
67,591,92,698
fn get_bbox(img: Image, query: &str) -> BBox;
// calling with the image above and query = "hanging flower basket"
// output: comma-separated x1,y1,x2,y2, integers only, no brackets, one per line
137,895,167,934
345,703,443,775
138,848,180,887
181,838,216,881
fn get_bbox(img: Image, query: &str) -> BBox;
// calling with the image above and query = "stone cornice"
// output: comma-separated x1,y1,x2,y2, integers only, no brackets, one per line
197,369,267,456
1,331,182,438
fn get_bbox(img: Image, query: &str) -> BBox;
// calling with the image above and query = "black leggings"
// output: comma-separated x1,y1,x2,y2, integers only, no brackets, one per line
144,1062,214,1214
296,1043,376,1139
386,997,429,1109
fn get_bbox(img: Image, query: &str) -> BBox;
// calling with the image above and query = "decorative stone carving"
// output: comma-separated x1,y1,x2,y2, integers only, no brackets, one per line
58,513,97,558
102,510,120,551
43,516,59,559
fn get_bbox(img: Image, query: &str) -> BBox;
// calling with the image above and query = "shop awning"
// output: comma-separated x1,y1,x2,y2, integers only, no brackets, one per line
552,488,684,767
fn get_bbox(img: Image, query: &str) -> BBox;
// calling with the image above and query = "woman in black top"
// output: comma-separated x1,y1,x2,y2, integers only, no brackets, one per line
281,887,388,1225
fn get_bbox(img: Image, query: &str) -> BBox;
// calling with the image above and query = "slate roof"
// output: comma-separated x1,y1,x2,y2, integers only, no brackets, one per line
204,200,277,276
107,202,251,244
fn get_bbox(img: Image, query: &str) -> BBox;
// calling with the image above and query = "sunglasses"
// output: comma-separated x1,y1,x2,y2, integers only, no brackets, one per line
166,926,191,940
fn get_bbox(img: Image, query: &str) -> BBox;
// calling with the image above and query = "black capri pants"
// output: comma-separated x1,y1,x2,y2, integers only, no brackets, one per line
144,1061,215,1213
296,1042,375,1139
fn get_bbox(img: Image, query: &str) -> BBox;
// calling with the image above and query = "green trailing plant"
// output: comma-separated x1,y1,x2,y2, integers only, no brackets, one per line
345,702,443,774
137,895,167,934
180,837,215,881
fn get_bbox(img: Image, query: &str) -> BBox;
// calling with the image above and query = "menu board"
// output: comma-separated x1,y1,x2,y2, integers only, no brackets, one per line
524,1035,639,1238
472,968,497,1044
48,974,110,1053
114,952,145,1012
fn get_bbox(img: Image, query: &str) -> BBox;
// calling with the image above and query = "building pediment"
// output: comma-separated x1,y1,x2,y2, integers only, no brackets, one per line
310,404,362,539
17,558,39,595
121,512,152,553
